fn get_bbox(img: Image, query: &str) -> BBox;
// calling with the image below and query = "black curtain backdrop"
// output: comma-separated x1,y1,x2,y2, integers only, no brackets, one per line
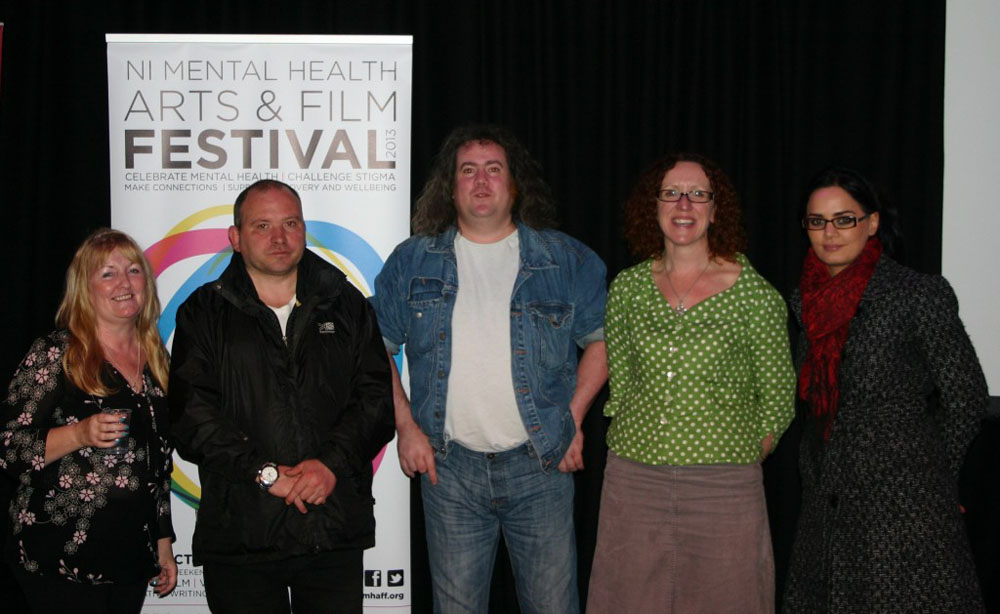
1,1,996,612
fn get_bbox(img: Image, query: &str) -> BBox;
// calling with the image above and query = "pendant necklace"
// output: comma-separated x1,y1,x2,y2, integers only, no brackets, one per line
104,336,142,393
663,260,711,316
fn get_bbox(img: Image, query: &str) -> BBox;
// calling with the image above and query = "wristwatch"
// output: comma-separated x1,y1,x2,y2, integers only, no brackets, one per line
257,462,279,491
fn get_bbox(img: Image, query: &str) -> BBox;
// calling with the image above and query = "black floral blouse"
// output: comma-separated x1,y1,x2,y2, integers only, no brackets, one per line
0,330,174,585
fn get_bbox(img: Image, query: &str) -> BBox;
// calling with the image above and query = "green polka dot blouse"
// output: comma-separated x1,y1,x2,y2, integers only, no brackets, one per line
604,254,796,466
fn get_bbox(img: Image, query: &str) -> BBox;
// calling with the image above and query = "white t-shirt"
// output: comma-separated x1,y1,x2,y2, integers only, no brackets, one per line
444,230,528,452
268,294,297,340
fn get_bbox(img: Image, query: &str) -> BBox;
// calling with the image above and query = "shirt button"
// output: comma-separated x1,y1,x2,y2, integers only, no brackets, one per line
437,370,445,378
439,332,446,340
659,417,669,425
667,371,676,380
415,312,423,319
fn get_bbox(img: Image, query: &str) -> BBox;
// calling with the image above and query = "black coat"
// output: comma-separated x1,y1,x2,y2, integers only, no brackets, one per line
169,250,394,564
783,256,987,613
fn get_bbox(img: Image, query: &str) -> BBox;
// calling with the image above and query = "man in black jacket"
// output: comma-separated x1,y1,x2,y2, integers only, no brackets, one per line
169,179,394,613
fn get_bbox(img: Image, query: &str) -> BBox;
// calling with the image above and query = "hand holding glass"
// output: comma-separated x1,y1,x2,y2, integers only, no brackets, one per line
101,408,132,454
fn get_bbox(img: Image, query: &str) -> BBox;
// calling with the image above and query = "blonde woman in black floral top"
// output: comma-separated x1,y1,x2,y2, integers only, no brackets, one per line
0,229,176,613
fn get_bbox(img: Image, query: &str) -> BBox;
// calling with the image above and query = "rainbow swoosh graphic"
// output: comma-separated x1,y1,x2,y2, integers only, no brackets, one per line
145,205,393,510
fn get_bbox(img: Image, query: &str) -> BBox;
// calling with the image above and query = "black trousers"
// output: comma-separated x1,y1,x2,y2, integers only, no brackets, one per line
14,568,148,614
202,549,363,614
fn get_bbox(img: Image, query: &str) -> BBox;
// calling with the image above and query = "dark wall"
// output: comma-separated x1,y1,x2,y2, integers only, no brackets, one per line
3,2,988,613
0,0,946,380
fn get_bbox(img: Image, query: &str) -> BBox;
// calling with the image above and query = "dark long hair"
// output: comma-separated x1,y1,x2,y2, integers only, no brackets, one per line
412,124,558,235
803,166,900,256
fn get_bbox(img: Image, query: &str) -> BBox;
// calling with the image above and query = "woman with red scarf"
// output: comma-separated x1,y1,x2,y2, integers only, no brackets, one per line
783,167,988,613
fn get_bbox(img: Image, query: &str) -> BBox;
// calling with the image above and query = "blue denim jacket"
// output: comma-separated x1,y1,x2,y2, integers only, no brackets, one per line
371,224,607,471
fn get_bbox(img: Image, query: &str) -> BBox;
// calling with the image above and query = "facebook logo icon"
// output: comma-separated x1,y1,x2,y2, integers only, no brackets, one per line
364,570,382,587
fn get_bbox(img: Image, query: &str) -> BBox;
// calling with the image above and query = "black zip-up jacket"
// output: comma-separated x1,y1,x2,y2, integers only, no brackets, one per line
169,250,394,564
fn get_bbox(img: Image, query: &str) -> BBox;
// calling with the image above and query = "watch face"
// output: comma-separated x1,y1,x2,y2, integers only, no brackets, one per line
261,465,278,485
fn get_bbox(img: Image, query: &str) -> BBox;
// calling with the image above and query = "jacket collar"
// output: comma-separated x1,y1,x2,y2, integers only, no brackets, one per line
858,254,897,303
215,249,346,309
426,222,557,269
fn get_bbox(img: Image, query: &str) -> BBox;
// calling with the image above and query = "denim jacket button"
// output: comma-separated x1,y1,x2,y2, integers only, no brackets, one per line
415,312,423,318
439,332,446,340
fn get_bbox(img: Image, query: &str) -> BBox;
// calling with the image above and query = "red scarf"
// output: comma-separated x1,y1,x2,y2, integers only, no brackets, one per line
798,238,882,440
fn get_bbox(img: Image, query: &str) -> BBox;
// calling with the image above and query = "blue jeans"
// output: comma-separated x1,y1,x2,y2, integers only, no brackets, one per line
421,441,579,614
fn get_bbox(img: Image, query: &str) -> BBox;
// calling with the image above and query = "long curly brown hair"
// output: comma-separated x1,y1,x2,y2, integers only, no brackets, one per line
412,124,558,235
623,153,747,262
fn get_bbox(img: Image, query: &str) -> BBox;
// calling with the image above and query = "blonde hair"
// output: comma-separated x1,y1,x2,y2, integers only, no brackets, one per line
55,228,169,395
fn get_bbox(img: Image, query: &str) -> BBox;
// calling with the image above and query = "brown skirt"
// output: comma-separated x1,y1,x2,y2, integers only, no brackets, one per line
587,452,774,614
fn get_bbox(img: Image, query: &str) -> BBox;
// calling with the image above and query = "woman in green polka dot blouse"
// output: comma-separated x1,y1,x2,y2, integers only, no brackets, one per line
587,153,796,613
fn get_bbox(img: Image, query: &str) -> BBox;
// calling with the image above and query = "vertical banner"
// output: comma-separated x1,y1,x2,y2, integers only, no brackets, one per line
106,34,412,613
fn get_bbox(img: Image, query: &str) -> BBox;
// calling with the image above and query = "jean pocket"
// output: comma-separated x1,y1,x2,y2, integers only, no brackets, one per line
406,277,446,353
527,301,573,369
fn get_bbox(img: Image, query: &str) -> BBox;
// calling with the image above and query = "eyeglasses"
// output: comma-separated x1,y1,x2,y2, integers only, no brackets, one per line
802,213,871,231
656,189,714,203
